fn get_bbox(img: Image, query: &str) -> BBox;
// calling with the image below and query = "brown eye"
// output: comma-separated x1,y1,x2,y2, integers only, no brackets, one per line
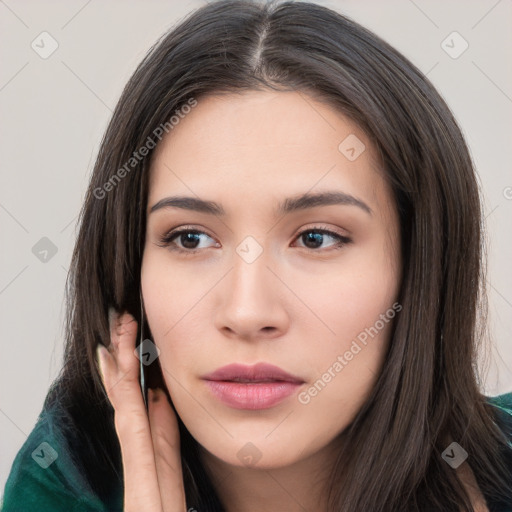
157,228,218,254
293,227,351,251
156,225,351,255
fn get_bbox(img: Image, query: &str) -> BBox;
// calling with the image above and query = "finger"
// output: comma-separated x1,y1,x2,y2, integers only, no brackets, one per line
96,343,118,394
148,388,187,512
96,312,139,413
100,311,163,512
110,310,139,383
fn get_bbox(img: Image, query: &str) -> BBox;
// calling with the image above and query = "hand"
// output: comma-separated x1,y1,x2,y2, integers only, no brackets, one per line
96,310,187,512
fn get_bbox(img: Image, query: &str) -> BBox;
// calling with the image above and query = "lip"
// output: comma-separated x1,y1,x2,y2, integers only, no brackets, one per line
202,363,305,410
202,362,304,383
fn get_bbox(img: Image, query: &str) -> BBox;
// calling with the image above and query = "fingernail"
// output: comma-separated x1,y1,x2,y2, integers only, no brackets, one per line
96,344,107,381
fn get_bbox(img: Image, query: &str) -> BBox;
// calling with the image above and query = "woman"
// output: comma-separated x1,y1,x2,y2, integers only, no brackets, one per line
2,1,511,511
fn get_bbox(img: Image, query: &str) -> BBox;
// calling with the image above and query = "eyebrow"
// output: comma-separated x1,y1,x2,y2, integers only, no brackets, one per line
149,191,372,217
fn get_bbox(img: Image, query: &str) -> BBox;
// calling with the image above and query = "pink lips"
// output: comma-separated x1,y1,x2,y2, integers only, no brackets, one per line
202,363,304,410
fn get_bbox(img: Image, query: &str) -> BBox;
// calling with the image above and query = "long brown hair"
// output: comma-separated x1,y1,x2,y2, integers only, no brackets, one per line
43,0,512,510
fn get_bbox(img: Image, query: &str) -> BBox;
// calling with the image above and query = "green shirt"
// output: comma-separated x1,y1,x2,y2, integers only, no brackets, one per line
1,400,121,512
2,393,512,511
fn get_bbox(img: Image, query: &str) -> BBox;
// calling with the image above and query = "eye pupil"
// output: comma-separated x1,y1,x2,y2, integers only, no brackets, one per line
181,232,201,249
303,231,323,249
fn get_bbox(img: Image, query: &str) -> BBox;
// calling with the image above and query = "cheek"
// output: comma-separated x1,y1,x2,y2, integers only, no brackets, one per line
140,252,198,371
293,294,395,447
301,246,399,347
293,242,398,404
141,249,211,343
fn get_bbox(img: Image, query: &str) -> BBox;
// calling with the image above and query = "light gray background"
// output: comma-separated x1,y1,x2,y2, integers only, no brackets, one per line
1,0,511,495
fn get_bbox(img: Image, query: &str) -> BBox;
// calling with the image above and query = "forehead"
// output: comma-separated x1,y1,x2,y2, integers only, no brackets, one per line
148,90,386,214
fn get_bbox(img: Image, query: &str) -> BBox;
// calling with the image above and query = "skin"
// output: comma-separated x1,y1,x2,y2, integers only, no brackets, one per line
96,90,488,511
97,314,186,511
141,89,401,510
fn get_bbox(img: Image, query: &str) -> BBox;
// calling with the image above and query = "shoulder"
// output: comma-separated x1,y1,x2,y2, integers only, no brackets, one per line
483,392,512,512
486,391,512,443
1,403,109,512
487,391,512,412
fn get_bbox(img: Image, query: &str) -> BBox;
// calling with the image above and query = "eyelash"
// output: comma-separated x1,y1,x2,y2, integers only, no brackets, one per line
156,225,352,256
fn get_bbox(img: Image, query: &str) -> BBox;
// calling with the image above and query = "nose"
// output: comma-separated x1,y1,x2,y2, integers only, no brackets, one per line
214,247,290,342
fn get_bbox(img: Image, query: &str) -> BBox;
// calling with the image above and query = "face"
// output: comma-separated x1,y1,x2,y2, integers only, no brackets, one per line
141,89,401,471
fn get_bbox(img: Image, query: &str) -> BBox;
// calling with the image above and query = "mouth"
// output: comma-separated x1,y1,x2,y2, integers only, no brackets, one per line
201,362,305,384
201,363,305,410
223,378,291,383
